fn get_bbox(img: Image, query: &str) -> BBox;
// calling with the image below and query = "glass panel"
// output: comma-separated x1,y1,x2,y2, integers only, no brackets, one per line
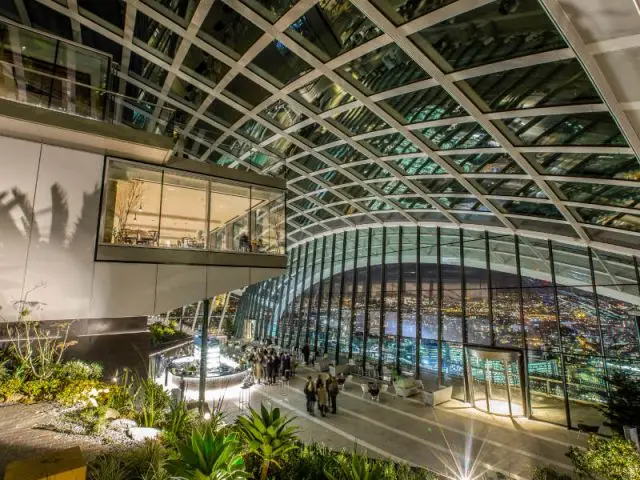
182,44,230,86
526,152,640,179
250,41,312,86
101,160,162,246
294,123,340,147
224,74,271,108
206,99,244,127
445,153,523,174
372,0,458,26
392,156,446,175
323,144,368,164
380,86,465,124
240,0,298,23
493,200,564,220
260,100,308,129
199,4,262,56
410,0,566,72
362,132,420,156
291,75,356,113
251,186,286,254
577,208,640,232
497,112,627,146
338,43,428,95
555,182,640,210
419,123,499,150
159,172,207,249
287,0,382,62
457,59,601,112
134,11,182,58
330,105,390,135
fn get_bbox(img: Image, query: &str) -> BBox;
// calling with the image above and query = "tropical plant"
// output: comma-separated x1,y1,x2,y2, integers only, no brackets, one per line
164,400,195,445
568,434,640,480
107,368,136,415
4,288,74,381
56,379,106,406
136,376,170,428
236,405,299,480
88,454,129,480
601,372,640,431
170,425,248,480
325,453,385,480
125,440,170,480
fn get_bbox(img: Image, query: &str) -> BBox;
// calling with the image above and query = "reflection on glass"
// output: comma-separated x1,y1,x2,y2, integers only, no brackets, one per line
497,112,627,146
420,123,498,150
209,181,250,252
457,59,601,112
250,40,312,86
260,100,307,129
410,0,566,72
159,173,207,249
372,0,458,25
381,86,465,124
287,0,382,62
101,159,285,254
363,132,419,156
199,4,262,57
102,161,162,246
291,75,355,113
338,44,428,95
330,105,389,135
251,186,286,254
527,152,640,179
445,153,522,174
182,44,230,86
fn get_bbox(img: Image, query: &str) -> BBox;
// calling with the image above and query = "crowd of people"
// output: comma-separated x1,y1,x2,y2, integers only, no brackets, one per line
247,343,342,418
248,347,293,385
304,374,340,417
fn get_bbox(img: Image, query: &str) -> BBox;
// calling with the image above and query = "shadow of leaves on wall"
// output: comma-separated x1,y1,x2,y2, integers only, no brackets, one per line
0,183,102,317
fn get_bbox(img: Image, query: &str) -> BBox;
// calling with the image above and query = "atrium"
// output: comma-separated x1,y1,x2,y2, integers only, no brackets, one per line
1,0,640,479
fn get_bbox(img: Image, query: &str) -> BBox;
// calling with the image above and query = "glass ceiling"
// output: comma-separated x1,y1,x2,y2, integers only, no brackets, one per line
8,0,640,252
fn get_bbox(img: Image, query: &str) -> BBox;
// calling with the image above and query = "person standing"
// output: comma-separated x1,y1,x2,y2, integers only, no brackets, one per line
302,342,311,365
316,376,328,417
255,355,263,384
273,353,281,383
266,355,274,385
303,376,316,415
327,374,339,414
283,352,292,379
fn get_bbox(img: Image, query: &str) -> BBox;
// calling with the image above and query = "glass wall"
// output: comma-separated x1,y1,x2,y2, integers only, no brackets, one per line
238,226,640,429
100,158,285,254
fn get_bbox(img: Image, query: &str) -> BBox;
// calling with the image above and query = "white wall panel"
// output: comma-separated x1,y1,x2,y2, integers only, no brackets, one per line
24,145,103,320
206,266,251,298
90,262,157,318
154,265,207,313
0,136,41,318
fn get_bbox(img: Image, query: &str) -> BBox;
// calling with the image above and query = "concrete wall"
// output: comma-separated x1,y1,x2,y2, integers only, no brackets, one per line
0,135,282,321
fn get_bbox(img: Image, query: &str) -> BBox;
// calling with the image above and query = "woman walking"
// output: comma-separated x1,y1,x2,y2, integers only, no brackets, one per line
303,376,316,415
316,376,328,417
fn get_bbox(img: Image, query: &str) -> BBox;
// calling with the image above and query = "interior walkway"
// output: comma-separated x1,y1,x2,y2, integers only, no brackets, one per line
246,369,585,480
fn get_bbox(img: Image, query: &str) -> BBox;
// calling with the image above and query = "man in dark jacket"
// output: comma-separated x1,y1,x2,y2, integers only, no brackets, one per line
302,342,311,365
328,374,339,414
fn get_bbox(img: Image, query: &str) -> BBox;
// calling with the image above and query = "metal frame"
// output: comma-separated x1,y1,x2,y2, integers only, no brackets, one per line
19,0,640,254
246,226,640,427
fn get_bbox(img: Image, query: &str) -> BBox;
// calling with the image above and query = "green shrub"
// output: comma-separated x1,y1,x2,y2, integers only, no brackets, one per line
56,379,106,406
0,375,23,402
568,434,640,480
68,405,108,434
59,360,103,381
20,377,62,401
106,369,136,415
326,453,385,480
532,466,572,480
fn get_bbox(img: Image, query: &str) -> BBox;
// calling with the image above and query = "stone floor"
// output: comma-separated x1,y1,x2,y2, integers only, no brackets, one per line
244,369,586,480
0,370,588,479
0,403,106,474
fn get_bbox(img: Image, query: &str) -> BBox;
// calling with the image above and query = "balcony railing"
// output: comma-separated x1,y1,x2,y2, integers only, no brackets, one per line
0,19,175,138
